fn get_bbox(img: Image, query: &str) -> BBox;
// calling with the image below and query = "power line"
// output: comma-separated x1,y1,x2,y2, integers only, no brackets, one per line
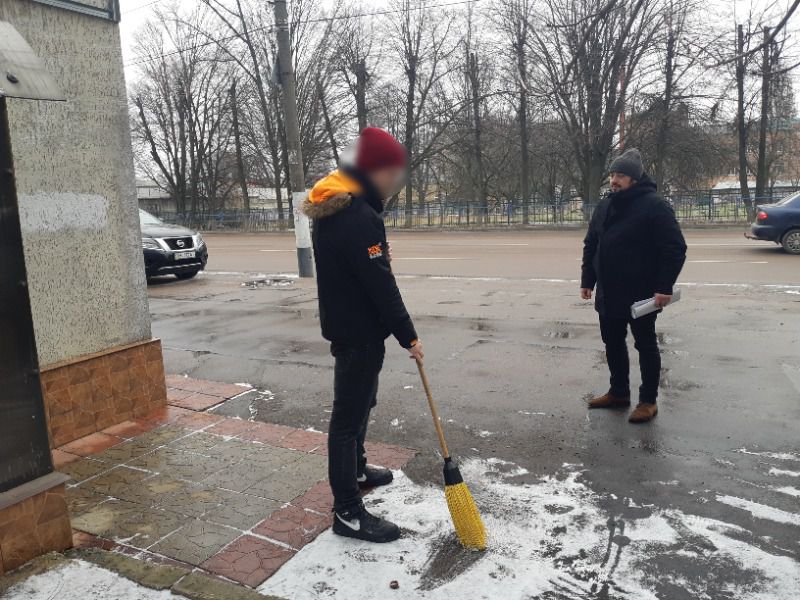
124,0,483,68
121,0,162,15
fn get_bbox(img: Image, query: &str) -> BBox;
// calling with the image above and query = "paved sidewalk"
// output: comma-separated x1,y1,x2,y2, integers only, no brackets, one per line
52,375,416,590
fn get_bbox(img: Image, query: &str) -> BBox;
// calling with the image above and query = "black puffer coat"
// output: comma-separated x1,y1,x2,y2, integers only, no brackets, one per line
581,174,687,319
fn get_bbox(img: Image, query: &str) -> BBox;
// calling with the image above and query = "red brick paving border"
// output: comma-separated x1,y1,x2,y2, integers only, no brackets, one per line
201,535,296,588
251,505,332,551
56,374,417,590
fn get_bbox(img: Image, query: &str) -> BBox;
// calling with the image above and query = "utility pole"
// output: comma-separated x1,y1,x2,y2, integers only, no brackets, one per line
273,0,313,277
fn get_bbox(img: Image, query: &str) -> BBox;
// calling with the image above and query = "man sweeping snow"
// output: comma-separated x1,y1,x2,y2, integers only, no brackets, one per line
580,148,687,423
303,127,424,543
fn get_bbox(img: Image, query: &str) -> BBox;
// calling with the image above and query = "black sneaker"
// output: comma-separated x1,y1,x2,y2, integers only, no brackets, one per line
332,504,401,543
357,465,394,489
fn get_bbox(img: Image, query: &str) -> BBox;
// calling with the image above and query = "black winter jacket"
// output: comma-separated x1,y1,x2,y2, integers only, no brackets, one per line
581,174,687,318
303,167,417,348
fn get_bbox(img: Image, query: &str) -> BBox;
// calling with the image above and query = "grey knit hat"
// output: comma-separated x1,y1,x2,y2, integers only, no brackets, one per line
609,148,643,181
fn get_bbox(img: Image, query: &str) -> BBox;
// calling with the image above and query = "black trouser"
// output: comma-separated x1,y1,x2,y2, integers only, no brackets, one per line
599,313,660,404
328,340,385,512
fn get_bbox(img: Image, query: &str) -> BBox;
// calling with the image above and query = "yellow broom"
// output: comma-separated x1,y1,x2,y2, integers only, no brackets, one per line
415,358,487,550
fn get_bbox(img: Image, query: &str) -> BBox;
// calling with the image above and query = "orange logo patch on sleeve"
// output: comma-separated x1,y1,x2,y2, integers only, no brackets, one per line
367,244,383,259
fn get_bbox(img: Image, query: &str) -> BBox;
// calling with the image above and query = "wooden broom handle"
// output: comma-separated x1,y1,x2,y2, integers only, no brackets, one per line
415,358,451,460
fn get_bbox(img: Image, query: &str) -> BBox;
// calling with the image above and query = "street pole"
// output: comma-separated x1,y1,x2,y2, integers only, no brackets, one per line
273,0,313,277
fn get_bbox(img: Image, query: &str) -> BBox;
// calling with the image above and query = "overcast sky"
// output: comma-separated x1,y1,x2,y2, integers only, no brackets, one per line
117,0,800,104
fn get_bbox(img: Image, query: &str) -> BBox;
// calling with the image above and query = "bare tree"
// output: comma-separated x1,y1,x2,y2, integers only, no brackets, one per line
529,0,663,217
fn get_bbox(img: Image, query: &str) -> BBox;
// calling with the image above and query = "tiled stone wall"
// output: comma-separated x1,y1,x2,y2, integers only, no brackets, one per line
0,0,151,366
0,483,72,574
41,340,167,448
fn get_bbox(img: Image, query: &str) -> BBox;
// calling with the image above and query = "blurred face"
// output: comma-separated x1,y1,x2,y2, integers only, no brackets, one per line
368,167,407,199
610,172,635,192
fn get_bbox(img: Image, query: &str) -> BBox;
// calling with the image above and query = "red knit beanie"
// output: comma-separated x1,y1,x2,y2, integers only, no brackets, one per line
355,127,407,173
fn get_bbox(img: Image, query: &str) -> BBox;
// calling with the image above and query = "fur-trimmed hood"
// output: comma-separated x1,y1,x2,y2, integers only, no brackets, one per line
303,170,362,219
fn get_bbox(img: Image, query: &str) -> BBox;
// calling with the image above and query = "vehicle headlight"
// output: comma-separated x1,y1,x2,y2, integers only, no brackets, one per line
142,238,161,250
193,233,205,248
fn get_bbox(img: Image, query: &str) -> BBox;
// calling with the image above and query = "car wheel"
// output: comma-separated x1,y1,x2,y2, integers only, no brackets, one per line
176,270,200,280
781,229,800,255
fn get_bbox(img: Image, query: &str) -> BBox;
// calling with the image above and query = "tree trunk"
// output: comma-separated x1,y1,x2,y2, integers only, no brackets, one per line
403,63,417,229
755,26,772,203
736,24,754,221
230,81,250,212
518,44,530,225
654,31,675,192
317,78,339,163
468,52,486,225
356,59,368,131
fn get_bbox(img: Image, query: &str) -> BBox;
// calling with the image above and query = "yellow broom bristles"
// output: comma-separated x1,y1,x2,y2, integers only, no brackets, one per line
444,481,487,550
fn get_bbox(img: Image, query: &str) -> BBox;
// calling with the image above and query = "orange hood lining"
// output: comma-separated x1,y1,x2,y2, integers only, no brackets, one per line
308,170,363,205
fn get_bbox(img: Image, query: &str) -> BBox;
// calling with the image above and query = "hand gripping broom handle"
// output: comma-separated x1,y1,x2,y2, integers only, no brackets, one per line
415,358,451,460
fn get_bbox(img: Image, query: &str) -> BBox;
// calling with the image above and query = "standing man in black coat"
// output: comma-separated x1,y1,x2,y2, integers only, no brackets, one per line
303,128,423,543
580,148,687,423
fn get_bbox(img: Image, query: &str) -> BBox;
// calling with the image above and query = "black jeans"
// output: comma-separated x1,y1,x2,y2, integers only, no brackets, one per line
328,341,385,512
599,313,660,404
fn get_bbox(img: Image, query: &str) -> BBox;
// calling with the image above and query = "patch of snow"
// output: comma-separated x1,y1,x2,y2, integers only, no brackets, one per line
476,431,494,438
305,427,324,434
517,410,547,416
716,495,800,526
4,560,180,599
235,382,252,388
769,468,800,477
260,459,799,600
735,448,800,462
390,419,403,428
772,486,800,498
403,385,414,390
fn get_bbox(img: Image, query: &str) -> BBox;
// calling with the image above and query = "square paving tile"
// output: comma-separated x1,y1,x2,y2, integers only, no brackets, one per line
155,483,232,518
66,486,109,517
208,439,261,463
52,449,81,469
291,481,334,514
173,412,225,431
92,438,157,464
201,460,274,493
202,535,295,588
276,429,327,452
244,465,325,503
247,446,308,472
203,493,282,531
168,432,225,454
252,505,331,550
205,419,258,438
59,458,114,484
71,499,183,550
239,422,295,446
101,420,152,439
134,425,191,447
150,519,240,566
59,432,123,457
128,448,228,482
169,392,226,411
81,466,154,501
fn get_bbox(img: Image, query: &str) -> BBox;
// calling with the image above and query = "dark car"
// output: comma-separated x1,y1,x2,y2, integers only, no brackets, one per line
746,192,800,254
140,210,208,279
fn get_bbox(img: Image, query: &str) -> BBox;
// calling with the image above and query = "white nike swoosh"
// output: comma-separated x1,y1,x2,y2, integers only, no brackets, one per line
357,475,367,483
336,513,361,532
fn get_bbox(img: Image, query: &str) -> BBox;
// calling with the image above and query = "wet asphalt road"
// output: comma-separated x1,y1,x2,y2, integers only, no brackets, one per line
148,229,800,596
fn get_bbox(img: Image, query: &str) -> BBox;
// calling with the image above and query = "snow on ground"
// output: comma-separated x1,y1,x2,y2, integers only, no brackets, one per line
3,560,179,599
260,459,799,600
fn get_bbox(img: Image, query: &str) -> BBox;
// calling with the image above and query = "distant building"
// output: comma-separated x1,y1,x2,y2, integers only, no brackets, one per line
136,177,175,214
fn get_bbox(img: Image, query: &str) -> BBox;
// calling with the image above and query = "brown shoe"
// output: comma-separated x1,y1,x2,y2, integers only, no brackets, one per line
628,403,658,423
588,393,631,409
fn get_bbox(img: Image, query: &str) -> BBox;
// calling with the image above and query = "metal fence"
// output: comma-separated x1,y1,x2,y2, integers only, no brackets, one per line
150,186,799,231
